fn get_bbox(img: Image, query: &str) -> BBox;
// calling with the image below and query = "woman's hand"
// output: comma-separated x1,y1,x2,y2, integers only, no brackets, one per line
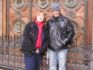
36,49,39,54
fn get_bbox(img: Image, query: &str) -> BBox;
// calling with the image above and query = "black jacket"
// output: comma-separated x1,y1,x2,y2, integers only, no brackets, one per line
47,15,75,51
21,22,48,56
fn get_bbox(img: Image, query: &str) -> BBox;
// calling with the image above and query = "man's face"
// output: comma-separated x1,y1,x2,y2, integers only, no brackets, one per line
52,11,60,17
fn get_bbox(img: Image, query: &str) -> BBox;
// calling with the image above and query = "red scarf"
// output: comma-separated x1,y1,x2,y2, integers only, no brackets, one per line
35,20,44,49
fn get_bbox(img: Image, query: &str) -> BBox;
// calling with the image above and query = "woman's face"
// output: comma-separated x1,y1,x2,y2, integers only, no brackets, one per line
36,12,44,22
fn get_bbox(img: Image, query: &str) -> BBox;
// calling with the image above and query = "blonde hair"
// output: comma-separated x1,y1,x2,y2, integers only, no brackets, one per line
32,10,46,21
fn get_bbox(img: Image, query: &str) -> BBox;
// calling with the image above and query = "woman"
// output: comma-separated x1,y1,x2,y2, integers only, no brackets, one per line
21,11,48,70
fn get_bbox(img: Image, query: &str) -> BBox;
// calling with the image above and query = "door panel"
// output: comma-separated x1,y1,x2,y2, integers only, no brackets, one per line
1,0,32,69
9,0,31,37
32,0,85,65
32,0,87,69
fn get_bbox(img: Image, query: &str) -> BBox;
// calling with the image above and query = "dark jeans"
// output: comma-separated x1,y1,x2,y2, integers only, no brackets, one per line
24,54,42,70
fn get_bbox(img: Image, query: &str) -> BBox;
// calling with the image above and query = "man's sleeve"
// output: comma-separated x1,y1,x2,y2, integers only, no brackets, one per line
63,19,75,45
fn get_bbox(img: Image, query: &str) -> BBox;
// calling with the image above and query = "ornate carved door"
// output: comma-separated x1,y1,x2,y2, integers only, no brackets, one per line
33,0,85,45
1,0,32,69
1,0,91,70
32,0,89,69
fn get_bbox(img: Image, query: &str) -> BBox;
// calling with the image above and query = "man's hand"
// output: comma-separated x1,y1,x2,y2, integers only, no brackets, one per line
36,49,39,54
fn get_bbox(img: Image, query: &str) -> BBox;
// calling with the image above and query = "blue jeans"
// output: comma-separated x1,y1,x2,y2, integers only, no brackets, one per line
48,49,68,70
24,54,42,70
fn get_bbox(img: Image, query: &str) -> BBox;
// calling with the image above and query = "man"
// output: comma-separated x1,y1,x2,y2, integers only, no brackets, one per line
47,2,75,70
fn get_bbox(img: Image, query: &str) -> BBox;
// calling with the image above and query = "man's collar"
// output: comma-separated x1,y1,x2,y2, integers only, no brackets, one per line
51,14,65,21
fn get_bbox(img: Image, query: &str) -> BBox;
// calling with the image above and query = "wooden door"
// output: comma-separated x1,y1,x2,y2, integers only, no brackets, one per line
3,0,86,47
1,0,32,69
32,0,85,45
31,0,88,70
